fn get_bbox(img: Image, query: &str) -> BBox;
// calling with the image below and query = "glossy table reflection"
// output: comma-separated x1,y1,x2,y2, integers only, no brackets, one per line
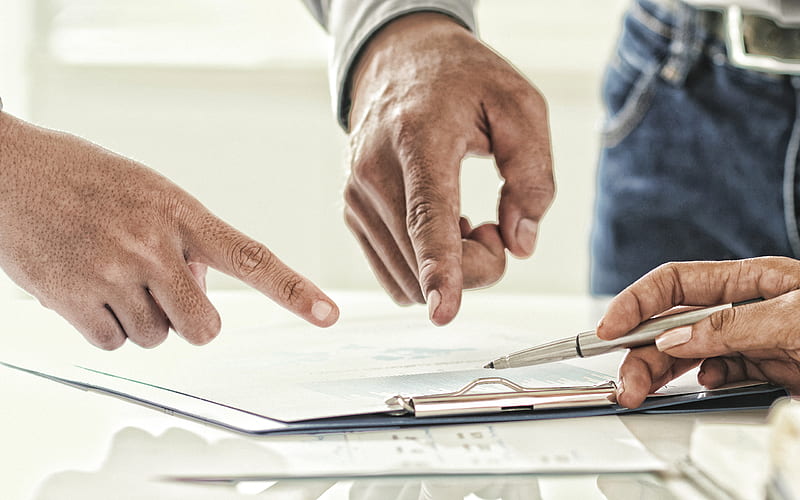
0,290,768,499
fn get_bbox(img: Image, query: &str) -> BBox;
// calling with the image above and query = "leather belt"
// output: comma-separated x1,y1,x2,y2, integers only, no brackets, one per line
648,0,800,74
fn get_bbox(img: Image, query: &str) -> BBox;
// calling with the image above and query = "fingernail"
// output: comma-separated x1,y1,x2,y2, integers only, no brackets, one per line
311,300,333,322
427,289,441,322
515,218,538,255
616,378,625,399
656,326,692,351
595,317,607,337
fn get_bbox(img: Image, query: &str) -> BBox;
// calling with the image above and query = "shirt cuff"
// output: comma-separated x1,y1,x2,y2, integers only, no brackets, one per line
327,0,477,131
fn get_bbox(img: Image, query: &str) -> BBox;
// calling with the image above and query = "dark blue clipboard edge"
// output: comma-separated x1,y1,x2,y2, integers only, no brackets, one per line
1,361,788,436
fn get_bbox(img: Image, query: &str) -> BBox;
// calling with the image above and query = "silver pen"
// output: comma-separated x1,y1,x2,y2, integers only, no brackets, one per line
484,299,762,369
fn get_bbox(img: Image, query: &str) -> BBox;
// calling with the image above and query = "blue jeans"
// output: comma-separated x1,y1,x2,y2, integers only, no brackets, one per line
590,0,800,295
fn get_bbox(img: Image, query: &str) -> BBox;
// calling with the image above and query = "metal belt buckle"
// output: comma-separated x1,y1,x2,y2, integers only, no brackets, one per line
725,5,800,75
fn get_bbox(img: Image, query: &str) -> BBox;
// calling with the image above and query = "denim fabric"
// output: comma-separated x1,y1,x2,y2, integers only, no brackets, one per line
590,0,800,295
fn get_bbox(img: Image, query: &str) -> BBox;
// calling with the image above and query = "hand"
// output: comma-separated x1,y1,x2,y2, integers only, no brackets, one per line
0,112,338,350
344,13,554,325
595,257,800,408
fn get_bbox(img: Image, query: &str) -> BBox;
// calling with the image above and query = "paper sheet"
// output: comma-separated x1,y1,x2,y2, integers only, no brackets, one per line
273,363,612,421
31,313,619,423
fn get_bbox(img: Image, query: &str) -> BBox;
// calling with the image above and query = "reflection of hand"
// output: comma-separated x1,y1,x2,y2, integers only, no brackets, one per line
596,474,672,499
595,257,800,408
345,13,554,325
0,113,338,350
35,427,336,500
350,477,542,500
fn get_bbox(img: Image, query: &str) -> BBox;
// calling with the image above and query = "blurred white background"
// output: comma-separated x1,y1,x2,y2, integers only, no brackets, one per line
0,0,628,301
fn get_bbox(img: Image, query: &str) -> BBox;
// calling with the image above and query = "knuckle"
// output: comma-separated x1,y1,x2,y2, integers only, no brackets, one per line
406,193,454,242
134,324,169,349
343,208,363,235
157,191,195,224
348,145,377,178
510,178,555,211
139,335,167,349
275,272,306,305
533,176,556,201
184,312,222,346
495,80,548,124
523,88,548,117
651,262,686,305
393,109,438,157
348,158,369,184
97,261,127,286
343,181,364,212
537,177,556,201
417,254,460,289
757,256,800,292
90,328,125,351
127,303,169,349
346,163,390,208
394,108,424,144
708,308,732,332
757,255,794,268
228,239,276,279
406,198,437,235
133,332,166,349
35,293,55,311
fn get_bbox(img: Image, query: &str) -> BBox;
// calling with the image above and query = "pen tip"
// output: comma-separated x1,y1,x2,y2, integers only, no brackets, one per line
484,362,495,369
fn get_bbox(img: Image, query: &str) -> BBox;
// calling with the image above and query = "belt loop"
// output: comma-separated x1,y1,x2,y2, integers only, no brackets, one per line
660,2,707,86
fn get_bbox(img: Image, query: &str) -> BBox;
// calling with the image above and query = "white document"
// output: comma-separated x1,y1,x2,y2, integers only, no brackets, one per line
7,311,621,424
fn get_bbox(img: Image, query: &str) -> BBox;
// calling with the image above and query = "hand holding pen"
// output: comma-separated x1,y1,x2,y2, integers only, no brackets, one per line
484,300,762,369
597,258,800,409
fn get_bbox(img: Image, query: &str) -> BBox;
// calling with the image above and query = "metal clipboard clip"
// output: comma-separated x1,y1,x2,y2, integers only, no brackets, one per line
386,377,618,418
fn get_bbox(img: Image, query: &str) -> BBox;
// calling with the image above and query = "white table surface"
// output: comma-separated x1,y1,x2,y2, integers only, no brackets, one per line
0,289,769,499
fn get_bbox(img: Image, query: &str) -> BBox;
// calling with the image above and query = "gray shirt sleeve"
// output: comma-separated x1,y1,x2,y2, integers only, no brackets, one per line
301,0,477,130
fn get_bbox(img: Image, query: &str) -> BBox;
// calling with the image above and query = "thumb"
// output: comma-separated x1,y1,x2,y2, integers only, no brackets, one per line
654,293,800,358
488,89,555,258
190,215,339,327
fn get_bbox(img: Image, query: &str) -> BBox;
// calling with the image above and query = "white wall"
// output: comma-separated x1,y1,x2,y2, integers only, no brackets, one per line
1,0,628,299
0,0,34,299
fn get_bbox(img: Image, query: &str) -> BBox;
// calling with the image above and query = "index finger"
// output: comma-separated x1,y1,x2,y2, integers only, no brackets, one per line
596,257,800,341
399,141,464,326
188,215,339,327
617,345,700,408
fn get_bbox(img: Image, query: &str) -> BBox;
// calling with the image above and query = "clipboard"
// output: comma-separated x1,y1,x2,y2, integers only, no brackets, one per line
0,361,788,436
